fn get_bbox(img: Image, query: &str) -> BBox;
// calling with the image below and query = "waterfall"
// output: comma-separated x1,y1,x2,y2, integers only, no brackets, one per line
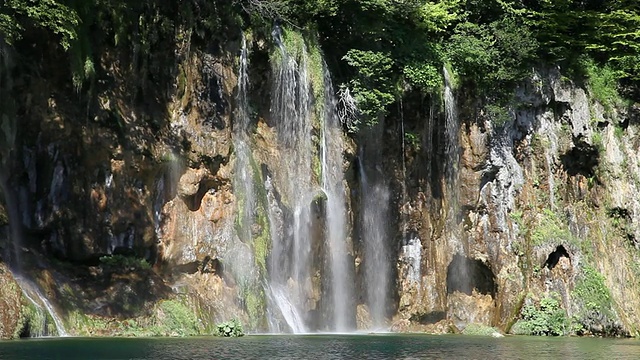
443,67,469,291
234,36,256,243
265,176,307,333
265,26,315,333
0,45,67,338
400,99,408,239
321,63,354,331
360,125,391,328
0,174,69,337
444,67,460,197
16,277,68,337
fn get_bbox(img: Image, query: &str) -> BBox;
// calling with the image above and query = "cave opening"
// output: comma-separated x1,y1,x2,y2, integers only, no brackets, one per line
560,140,599,177
446,254,497,298
543,245,570,270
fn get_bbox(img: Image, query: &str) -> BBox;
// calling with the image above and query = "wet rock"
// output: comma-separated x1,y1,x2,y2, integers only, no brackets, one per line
356,304,372,330
447,290,495,326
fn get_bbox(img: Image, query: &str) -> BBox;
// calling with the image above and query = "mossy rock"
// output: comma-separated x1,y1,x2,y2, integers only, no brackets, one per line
0,263,23,339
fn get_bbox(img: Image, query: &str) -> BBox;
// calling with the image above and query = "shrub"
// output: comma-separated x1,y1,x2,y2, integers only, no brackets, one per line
580,57,626,114
99,255,151,272
517,294,568,336
216,318,244,337
570,266,623,336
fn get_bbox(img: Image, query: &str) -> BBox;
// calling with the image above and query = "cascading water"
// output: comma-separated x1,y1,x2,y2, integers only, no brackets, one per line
266,27,315,333
234,35,257,244
360,124,391,329
0,169,69,337
265,176,306,333
443,67,469,292
321,63,354,331
15,277,68,337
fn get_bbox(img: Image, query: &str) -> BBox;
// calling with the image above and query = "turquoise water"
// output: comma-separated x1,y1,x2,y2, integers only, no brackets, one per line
1,334,639,359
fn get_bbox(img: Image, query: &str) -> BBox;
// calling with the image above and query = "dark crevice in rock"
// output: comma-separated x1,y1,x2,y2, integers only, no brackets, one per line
607,207,631,221
200,256,223,275
446,254,497,298
410,311,446,325
543,245,570,270
480,164,499,191
560,140,599,177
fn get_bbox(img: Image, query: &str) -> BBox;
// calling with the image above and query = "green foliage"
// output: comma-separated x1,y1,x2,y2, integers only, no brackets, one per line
404,132,421,151
485,104,512,127
1,0,79,49
216,318,244,337
99,255,151,272
570,266,622,336
157,299,200,337
403,61,442,93
343,49,395,126
446,17,538,98
573,266,613,315
531,209,573,247
517,294,568,336
580,57,626,114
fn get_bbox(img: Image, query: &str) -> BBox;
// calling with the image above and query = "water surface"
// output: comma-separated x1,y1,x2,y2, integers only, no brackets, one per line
1,334,639,359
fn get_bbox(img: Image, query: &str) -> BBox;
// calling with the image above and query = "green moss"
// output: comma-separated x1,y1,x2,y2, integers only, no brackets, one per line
312,153,323,185
15,300,49,338
156,299,201,337
244,291,263,329
64,296,208,337
253,210,270,273
67,310,111,336
306,35,325,123
591,131,604,153
572,266,613,315
249,153,270,274
461,323,500,336
530,208,580,250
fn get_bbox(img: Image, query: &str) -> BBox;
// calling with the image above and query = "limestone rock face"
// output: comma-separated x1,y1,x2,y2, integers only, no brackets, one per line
3,21,640,339
396,67,640,336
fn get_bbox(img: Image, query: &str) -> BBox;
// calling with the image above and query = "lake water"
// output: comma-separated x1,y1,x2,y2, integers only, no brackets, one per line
1,334,639,359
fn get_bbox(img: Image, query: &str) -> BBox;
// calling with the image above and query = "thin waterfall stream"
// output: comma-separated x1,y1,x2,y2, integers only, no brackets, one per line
360,122,391,329
321,62,353,331
443,67,469,293
267,26,315,333
0,172,68,337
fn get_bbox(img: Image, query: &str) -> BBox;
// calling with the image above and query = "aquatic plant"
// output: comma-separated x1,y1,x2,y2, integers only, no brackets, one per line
216,318,244,337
